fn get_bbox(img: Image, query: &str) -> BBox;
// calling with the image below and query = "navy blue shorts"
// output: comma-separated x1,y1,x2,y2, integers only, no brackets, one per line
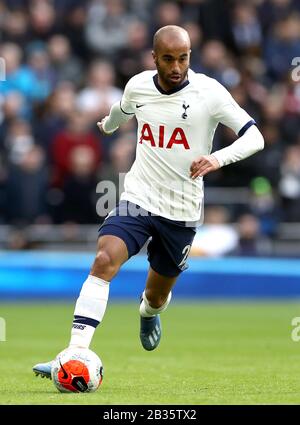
98,201,197,277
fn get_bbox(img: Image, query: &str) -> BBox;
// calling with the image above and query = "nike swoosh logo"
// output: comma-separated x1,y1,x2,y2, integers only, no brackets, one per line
59,360,69,379
136,104,145,109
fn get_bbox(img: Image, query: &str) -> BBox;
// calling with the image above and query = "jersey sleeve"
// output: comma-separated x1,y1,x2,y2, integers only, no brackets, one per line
120,77,136,115
205,79,255,136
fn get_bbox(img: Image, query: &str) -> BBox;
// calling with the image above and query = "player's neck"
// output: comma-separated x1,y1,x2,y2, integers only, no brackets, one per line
157,74,188,93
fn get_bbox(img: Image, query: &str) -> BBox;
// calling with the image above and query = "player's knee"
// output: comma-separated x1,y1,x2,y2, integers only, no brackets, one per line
93,250,119,280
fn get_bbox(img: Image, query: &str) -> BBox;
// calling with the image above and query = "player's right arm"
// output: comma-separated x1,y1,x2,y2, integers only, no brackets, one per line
97,78,136,135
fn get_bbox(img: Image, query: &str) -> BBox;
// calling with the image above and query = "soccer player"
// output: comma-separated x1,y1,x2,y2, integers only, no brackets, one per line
33,25,264,378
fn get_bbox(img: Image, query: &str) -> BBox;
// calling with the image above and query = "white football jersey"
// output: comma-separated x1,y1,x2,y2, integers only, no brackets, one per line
119,69,254,222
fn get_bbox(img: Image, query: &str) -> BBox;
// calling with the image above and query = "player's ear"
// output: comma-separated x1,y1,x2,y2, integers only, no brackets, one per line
152,50,157,64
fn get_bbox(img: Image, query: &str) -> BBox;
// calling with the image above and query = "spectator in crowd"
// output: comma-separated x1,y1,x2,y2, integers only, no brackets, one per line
0,154,6,224
56,1,88,60
190,206,239,257
28,0,59,41
198,40,241,88
248,176,280,237
253,122,283,186
1,8,29,48
100,133,136,189
231,3,262,54
128,0,153,21
182,21,203,70
3,119,35,166
233,213,272,256
47,34,83,87
281,78,300,144
85,0,133,58
33,81,76,154
76,59,122,122
0,92,27,145
51,111,102,187
197,0,234,47
258,0,300,34
264,13,300,81
176,0,203,23
97,132,136,219
5,145,48,225
60,145,100,224
26,41,56,101
140,48,157,71
0,42,36,101
279,145,300,221
152,1,181,32
117,20,150,86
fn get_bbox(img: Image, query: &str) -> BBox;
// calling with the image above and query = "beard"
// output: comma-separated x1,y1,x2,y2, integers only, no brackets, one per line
156,60,189,89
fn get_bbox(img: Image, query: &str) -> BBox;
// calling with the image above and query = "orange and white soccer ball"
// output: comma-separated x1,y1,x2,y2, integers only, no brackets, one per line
51,347,103,393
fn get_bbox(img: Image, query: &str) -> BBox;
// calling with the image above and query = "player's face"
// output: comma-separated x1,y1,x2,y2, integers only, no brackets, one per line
153,42,190,90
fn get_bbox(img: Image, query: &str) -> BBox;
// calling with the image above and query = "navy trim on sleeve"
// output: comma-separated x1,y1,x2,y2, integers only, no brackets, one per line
238,119,257,137
120,101,135,115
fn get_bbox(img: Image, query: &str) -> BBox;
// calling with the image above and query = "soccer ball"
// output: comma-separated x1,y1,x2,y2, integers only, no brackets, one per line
51,347,103,393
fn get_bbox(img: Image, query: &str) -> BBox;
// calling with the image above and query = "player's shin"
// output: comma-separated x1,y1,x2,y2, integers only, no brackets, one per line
139,290,172,317
69,275,110,348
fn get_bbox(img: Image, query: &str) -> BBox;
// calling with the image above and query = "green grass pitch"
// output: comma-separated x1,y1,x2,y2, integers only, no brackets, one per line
0,301,300,405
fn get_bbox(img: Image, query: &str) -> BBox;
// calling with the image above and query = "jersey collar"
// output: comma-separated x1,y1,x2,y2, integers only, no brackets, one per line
153,73,190,95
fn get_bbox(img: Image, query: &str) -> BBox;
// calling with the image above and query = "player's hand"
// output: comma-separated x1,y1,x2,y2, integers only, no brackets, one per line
97,118,114,135
190,155,220,179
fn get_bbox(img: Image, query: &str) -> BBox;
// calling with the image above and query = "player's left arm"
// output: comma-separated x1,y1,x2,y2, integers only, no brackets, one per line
190,81,264,179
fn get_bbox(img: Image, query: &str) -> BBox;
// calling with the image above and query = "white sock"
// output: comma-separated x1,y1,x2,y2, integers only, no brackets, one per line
139,291,172,318
69,275,110,348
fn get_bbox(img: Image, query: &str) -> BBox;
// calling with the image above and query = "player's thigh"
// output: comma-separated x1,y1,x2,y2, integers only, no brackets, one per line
97,201,152,261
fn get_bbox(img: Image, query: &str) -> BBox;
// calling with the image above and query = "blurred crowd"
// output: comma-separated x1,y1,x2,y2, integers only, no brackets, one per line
0,0,300,253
